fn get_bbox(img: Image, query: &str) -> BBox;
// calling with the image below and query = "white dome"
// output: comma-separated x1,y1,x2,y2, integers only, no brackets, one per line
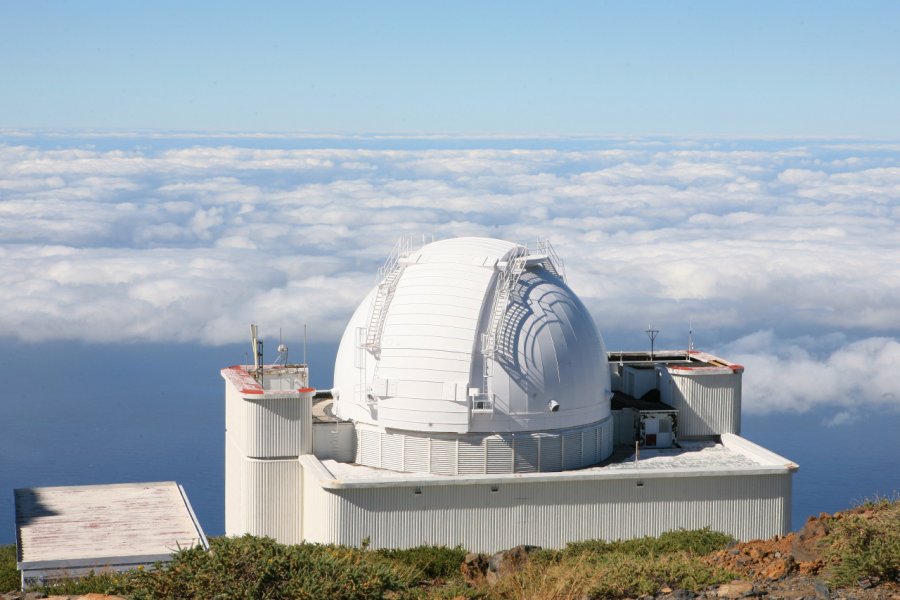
333,237,611,438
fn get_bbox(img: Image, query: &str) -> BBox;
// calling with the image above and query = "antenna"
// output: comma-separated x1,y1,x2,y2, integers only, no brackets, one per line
303,323,308,365
250,324,259,371
250,323,263,383
688,317,694,354
645,323,659,361
276,327,289,366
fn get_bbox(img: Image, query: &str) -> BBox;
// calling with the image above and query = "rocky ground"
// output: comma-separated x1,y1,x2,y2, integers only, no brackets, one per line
698,507,899,600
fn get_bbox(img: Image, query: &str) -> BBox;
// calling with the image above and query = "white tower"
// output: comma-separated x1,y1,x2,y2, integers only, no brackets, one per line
222,362,312,543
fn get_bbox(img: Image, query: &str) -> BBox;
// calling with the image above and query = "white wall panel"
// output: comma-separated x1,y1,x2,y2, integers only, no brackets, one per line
312,422,355,463
660,371,741,436
241,457,301,544
353,418,613,475
226,435,301,544
302,469,792,553
226,386,312,458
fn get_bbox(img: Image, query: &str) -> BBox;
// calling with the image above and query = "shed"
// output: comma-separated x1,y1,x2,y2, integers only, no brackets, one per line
14,481,207,590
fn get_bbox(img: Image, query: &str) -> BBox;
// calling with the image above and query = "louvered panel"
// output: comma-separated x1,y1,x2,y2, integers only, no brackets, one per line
486,436,513,474
357,428,381,467
381,433,405,472
403,435,430,473
458,438,486,474
430,438,456,475
581,428,597,467
538,434,562,471
513,436,539,473
562,431,581,470
352,417,613,475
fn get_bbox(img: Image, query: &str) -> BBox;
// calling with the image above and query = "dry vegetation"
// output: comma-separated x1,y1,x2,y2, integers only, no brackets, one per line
1,498,897,599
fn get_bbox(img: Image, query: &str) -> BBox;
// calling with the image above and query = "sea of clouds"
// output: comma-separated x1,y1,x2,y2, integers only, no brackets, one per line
1,134,897,417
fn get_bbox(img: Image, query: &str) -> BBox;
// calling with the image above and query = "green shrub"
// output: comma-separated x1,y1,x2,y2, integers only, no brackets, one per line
821,499,900,587
586,552,736,599
37,571,132,596
0,545,19,593
374,545,467,581
125,536,409,600
564,528,735,560
34,536,420,599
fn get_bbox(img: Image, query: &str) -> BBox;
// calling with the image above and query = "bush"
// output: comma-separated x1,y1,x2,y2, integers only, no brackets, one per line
586,552,736,598
36,571,132,596
821,498,900,587
127,536,410,600
0,545,19,593
564,528,735,560
374,545,467,581
35,536,417,599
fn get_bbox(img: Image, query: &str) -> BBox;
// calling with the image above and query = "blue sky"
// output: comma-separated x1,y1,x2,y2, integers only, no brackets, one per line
1,2,899,540
2,1,899,135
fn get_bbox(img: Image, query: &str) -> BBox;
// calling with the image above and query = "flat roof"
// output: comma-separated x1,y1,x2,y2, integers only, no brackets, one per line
307,433,798,490
607,349,744,373
15,481,207,570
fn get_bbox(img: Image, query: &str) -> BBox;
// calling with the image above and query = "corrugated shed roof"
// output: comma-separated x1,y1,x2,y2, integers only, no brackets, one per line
15,481,206,568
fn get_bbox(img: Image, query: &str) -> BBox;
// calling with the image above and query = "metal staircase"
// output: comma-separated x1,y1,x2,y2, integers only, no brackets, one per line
474,239,565,415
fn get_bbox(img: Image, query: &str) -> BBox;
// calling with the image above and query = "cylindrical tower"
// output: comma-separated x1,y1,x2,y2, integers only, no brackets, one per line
222,365,312,544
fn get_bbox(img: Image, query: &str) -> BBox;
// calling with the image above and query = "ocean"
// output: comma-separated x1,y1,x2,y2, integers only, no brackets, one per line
1,340,897,544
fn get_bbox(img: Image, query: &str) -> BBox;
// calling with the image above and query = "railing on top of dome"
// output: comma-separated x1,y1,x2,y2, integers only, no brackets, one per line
474,238,566,416
534,238,566,281
364,235,432,361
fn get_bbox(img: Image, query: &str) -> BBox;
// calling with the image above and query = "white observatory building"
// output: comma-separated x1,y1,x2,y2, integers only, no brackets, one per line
224,237,797,552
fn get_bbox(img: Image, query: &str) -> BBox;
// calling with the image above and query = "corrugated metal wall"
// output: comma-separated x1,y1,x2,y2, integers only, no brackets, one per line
225,381,312,543
225,386,312,457
312,422,356,462
660,371,741,436
241,457,301,544
226,433,303,544
301,469,791,553
613,409,637,445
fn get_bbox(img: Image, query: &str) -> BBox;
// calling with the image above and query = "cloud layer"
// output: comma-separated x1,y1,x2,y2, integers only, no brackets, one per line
1,135,897,414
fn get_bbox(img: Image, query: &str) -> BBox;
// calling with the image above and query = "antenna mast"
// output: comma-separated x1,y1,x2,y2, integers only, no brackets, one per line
250,324,264,385
645,323,660,361
688,317,694,353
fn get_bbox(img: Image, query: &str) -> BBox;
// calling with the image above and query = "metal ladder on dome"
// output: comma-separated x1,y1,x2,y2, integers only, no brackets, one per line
474,239,566,415
475,245,528,413
364,237,416,360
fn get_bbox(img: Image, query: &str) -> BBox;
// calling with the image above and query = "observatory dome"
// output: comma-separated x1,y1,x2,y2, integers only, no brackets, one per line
333,237,612,448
